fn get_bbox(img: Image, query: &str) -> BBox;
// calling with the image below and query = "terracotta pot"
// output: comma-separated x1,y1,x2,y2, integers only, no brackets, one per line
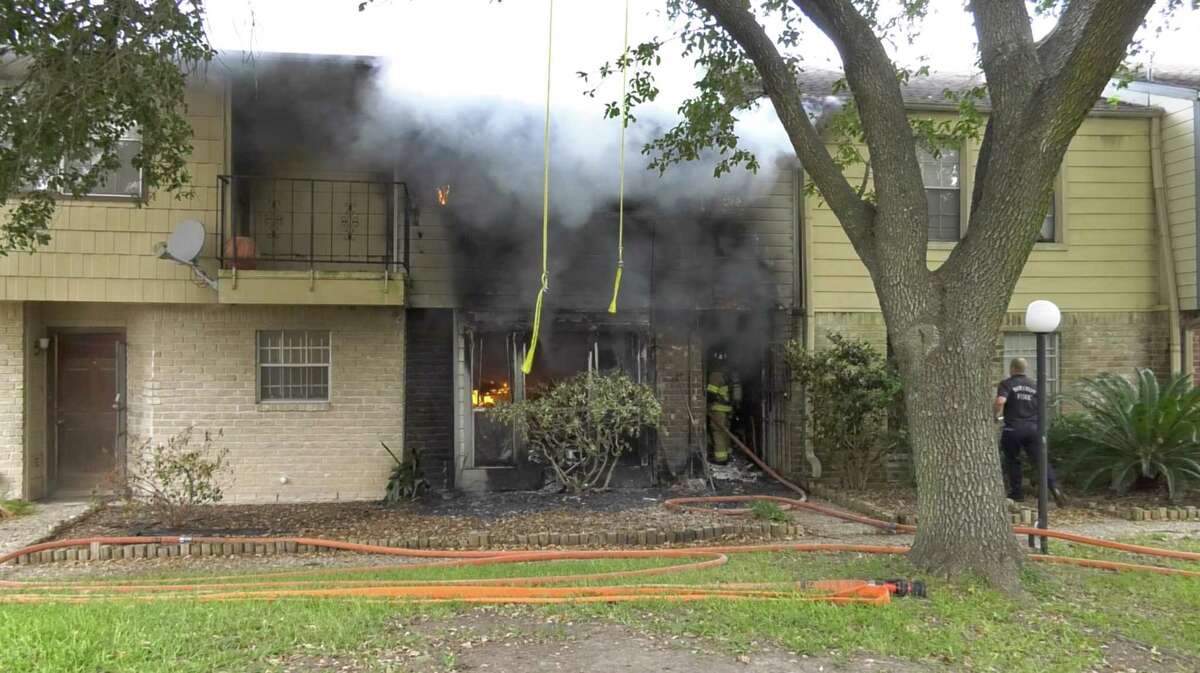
223,236,257,270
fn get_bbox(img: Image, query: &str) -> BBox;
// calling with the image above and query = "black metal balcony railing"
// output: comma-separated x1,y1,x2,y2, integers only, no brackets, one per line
217,175,410,272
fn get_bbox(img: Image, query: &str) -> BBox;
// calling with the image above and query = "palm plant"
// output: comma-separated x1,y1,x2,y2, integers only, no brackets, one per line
1060,369,1200,502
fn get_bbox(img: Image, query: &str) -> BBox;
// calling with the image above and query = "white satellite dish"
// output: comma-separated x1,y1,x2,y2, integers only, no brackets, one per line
166,219,206,263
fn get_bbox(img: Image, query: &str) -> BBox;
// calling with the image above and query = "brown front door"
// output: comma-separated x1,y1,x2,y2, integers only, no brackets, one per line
54,333,124,495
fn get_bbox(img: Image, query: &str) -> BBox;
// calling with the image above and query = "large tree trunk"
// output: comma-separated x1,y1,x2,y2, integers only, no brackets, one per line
897,324,1022,588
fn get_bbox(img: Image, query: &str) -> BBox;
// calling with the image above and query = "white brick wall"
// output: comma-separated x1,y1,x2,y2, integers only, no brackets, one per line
119,304,405,503
0,302,25,499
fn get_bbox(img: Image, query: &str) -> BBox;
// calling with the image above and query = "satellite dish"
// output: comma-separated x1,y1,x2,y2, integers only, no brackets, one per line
166,219,206,263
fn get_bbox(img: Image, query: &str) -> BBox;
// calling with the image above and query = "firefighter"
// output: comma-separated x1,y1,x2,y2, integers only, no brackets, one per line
707,368,734,464
995,357,1066,506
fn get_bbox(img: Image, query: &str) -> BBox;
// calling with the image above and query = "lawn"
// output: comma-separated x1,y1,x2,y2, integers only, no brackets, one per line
0,541,1197,673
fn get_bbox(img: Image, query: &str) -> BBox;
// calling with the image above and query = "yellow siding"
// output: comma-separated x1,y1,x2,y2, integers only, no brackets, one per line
810,116,1162,313
1159,100,1196,310
0,78,228,303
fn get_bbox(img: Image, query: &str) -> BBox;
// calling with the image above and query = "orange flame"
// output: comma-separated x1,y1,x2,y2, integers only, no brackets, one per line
436,184,451,206
472,380,510,408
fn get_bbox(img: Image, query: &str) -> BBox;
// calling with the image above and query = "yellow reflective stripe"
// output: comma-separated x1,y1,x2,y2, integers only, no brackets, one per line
710,404,733,413
706,384,729,396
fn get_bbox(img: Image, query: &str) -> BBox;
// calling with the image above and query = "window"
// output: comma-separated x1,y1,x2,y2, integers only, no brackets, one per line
32,128,143,198
918,147,961,241
80,129,143,198
1002,332,1060,407
1039,194,1057,243
257,330,331,402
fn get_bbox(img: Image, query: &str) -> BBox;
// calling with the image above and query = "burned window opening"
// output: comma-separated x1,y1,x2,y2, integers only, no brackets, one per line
467,326,652,471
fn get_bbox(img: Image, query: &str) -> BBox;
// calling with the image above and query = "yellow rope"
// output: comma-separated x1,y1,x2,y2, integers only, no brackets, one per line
607,0,631,314
522,0,555,375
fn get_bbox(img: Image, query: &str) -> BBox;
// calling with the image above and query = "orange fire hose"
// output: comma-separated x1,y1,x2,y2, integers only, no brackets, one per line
1,426,1196,604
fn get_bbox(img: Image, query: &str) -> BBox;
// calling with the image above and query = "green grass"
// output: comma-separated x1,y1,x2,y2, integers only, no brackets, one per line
0,499,35,517
1,541,1198,673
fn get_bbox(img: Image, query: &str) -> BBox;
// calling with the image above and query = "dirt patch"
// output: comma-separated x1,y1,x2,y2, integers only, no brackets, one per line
55,479,802,545
842,485,1197,525
273,608,942,673
1092,634,1200,673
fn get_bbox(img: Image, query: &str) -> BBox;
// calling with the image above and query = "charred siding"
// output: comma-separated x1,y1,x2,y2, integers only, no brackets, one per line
404,308,455,490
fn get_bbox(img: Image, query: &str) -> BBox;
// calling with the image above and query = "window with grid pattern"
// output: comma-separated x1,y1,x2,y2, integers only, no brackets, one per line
1002,332,1060,407
257,330,331,402
918,147,960,241
1039,196,1056,242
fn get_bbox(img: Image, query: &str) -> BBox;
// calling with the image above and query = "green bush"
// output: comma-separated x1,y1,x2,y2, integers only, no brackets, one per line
0,499,35,519
121,427,230,528
786,333,902,490
488,371,661,493
381,441,427,503
1058,369,1200,502
750,500,791,523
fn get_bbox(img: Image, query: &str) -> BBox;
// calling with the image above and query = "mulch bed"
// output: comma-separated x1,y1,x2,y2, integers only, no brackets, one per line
55,479,796,544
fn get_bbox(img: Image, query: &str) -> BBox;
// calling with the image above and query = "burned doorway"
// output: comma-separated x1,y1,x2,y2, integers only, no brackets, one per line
50,332,126,496
700,311,779,467
468,332,519,467
464,325,652,486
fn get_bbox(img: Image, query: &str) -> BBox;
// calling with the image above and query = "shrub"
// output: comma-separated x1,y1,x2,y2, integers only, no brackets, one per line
0,499,35,519
750,500,791,522
381,441,427,503
488,371,661,493
1059,369,1200,502
785,333,902,490
120,427,231,528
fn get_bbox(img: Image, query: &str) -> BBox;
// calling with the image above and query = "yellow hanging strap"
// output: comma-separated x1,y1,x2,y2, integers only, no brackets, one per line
522,0,555,375
607,0,631,314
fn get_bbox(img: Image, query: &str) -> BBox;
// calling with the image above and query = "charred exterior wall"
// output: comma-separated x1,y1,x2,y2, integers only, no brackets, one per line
404,308,455,491
653,315,705,478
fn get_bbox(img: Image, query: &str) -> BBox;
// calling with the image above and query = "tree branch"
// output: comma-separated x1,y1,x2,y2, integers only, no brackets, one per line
691,0,876,259
940,0,1157,303
968,0,1038,122
783,0,934,293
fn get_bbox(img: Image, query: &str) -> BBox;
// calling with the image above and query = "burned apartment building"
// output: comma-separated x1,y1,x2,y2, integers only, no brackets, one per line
229,54,803,494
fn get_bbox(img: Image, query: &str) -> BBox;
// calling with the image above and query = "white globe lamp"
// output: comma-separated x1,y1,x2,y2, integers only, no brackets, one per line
1024,299,1061,334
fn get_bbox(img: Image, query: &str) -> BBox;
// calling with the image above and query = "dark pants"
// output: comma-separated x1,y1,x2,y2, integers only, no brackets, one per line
1001,422,1057,500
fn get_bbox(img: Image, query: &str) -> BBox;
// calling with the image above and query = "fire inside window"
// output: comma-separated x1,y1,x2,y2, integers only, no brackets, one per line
436,184,451,207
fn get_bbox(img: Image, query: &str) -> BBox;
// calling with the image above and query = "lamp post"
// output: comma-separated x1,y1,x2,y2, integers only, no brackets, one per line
1025,299,1061,554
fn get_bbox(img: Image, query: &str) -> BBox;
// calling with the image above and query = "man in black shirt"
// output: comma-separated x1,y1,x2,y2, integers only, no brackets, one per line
994,358,1066,505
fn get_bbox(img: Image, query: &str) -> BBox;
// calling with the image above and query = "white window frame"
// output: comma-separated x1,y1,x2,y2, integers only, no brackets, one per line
80,128,144,199
918,145,962,242
1037,170,1067,245
256,330,332,403
1002,332,1061,408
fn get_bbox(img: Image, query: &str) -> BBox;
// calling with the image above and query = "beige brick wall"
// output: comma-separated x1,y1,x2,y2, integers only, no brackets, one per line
120,304,405,503
0,302,25,498
998,310,1170,385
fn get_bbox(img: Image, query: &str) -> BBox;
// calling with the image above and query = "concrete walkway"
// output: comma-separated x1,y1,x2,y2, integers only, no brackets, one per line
0,500,93,558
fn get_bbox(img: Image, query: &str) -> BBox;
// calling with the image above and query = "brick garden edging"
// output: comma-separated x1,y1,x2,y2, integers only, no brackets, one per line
6,521,804,566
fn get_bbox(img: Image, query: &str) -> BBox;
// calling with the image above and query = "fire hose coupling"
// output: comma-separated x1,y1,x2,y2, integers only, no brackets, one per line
875,578,927,599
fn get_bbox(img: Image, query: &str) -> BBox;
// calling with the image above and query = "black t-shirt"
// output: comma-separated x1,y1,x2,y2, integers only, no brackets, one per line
998,375,1038,425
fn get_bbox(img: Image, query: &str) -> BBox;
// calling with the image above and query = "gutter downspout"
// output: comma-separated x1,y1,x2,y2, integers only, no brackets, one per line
796,169,821,478
1151,115,1183,374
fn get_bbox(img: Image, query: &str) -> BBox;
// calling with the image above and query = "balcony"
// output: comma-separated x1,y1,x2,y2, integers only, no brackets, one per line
216,175,408,305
